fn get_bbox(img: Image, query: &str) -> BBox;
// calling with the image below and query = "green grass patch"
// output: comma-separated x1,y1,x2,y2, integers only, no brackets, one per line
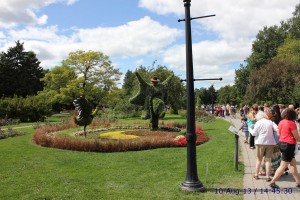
0,117,243,199
45,113,72,122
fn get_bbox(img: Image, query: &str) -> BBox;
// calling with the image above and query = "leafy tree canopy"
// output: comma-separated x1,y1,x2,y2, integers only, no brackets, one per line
62,50,122,94
0,41,44,97
245,59,299,104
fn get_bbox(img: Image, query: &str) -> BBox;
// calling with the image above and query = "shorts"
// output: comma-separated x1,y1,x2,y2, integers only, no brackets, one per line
244,131,249,138
279,142,296,162
256,144,275,160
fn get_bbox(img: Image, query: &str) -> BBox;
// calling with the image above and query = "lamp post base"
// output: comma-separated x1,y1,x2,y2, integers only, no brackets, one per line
180,180,206,192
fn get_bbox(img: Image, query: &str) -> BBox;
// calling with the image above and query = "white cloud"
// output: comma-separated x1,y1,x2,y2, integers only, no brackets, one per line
138,0,182,15
163,39,252,88
0,0,298,89
0,0,78,27
140,0,299,88
1,16,182,68
76,16,182,58
163,39,251,69
139,0,299,40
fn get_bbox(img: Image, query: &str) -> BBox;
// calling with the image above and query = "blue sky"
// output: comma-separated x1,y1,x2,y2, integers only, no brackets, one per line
0,0,299,89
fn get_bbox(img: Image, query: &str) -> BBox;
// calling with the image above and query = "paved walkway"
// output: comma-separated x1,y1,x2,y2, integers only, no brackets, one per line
225,116,300,200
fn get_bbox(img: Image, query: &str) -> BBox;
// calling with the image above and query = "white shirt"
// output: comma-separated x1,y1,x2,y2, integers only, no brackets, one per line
249,118,278,145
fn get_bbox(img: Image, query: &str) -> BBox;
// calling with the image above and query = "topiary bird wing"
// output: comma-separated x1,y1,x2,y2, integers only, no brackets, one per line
73,96,93,120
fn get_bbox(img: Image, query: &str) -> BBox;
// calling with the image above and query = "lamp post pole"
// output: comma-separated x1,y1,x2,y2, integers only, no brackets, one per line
180,0,205,192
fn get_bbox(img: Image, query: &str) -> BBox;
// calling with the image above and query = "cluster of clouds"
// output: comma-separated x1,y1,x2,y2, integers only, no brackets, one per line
0,0,299,87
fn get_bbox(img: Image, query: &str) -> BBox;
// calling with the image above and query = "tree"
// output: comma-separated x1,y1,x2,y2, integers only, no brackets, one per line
247,25,288,70
217,85,238,105
234,3,300,105
276,37,300,65
122,70,136,95
0,41,44,97
276,37,300,104
287,3,300,39
208,85,217,105
245,59,299,104
40,65,79,111
63,50,122,95
195,88,210,105
42,65,77,91
234,64,250,98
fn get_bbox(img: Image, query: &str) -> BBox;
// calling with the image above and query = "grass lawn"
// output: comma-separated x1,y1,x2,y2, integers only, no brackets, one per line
0,116,244,200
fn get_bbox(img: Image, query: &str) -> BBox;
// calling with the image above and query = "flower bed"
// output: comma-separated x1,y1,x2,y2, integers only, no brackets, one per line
32,121,209,152
174,129,208,147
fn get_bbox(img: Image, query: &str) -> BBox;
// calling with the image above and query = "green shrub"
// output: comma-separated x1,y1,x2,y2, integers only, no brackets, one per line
178,109,187,118
196,109,215,122
0,128,24,139
0,95,52,122
0,118,20,126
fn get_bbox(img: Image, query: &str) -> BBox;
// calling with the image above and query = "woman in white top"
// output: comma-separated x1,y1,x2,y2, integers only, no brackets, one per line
249,107,278,182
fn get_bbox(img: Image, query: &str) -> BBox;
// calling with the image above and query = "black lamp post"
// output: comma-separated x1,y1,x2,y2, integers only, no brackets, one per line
180,0,204,192
179,0,216,192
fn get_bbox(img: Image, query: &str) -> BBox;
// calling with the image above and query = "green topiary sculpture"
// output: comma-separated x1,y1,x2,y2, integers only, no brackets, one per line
73,96,100,137
130,71,174,130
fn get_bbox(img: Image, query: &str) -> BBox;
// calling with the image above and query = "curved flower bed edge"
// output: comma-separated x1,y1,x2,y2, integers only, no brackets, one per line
32,123,210,153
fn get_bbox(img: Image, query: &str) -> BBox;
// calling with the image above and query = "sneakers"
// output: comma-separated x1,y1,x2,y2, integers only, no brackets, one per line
270,182,279,189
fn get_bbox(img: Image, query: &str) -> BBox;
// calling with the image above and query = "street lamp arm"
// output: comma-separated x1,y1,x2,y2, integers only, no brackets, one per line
180,78,223,82
178,14,216,22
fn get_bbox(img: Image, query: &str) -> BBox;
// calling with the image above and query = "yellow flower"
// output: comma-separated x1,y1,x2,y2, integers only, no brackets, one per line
100,130,139,140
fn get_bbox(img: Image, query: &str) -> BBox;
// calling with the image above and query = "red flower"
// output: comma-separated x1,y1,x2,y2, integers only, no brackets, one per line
174,128,209,147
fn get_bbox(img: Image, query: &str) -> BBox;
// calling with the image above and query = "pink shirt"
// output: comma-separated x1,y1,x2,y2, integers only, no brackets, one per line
278,119,297,144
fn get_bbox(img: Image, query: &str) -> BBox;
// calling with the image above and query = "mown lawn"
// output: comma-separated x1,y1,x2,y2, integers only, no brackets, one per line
0,116,243,200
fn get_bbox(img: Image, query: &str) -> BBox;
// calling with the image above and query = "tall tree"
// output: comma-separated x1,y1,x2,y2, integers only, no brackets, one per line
217,85,238,105
42,65,77,91
234,64,250,97
245,59,299,104
122,70,136,95
0,41,44,97
276,37,300,65
287,3,300,39
276,37,300,104
208,85,217,105
195,87,210,105
247,25,288,70
63,50,121,95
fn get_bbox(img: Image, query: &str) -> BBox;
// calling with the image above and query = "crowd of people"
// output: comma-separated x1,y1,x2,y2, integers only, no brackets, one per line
204,104,237,118
238,103,300,189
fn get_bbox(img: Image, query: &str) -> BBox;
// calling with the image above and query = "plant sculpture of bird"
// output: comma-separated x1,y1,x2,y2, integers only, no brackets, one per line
73,96,100,138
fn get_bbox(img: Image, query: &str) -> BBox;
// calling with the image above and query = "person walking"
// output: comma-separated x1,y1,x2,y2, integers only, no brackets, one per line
239,116,249,144
248,104,259,149
269,108,300,189
250,108,278,182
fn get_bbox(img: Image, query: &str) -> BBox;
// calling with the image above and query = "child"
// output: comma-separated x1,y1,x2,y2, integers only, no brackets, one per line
239,117,249,143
